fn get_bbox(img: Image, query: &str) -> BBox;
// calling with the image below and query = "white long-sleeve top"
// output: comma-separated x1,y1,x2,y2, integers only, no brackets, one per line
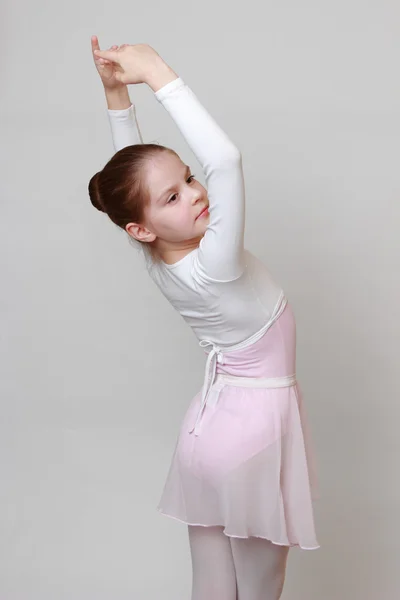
107,77,285,352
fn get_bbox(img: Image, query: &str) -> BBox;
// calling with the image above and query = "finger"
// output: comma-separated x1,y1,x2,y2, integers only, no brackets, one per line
92,35,107,66
91,35,100,53
100,45,117,64
106,46,118,60
94,49,120,63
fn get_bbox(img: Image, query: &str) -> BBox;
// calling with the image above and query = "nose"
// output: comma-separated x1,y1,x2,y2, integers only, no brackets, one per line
191,189,203,205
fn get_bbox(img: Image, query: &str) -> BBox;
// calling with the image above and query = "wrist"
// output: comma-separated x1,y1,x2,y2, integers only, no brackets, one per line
146,61,179,93
104,85,131,110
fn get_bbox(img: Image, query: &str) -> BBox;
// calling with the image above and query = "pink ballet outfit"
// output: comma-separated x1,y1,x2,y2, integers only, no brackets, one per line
107,77,319,550
157,295,319,549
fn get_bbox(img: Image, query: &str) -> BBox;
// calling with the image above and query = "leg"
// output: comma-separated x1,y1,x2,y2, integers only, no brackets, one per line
188,525,237,600
229,536,289,600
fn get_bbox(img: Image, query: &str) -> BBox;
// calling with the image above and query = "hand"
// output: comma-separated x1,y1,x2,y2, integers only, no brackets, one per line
93,43,166,86
91,35,125,91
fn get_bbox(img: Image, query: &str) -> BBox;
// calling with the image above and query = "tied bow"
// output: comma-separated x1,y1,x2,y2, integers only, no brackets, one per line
189,340,225,436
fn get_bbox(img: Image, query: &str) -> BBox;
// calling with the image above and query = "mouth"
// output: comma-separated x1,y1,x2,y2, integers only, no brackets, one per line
196,206,209,220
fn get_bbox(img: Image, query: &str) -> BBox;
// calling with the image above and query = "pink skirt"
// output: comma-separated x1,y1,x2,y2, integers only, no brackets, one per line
157,300,320,550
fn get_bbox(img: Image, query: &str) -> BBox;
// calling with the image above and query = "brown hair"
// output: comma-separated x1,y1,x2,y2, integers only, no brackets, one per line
88,144,176,264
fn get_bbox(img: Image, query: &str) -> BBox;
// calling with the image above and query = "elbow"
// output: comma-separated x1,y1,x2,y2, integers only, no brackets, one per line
225,145,242,163
203,145,242,176
215,146,242,168
231,150,242,165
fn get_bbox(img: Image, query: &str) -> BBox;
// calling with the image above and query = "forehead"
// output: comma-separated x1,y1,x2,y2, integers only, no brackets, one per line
147,152,186,185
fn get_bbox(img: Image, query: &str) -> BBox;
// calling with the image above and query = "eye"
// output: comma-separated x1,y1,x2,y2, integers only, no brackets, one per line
167,174,196,204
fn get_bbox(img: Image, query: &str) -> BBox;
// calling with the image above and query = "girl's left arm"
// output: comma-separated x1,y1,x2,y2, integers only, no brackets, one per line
105,86,144,152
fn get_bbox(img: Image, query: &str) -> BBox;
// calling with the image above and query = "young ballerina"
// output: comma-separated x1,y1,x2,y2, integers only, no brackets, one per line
90,37,319,600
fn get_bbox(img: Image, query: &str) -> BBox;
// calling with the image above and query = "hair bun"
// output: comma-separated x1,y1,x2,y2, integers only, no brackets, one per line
88,172,105,213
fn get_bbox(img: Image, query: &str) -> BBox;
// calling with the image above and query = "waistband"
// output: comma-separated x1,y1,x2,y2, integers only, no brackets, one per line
188,371,297,436
214,373,297,388
189,294,291,436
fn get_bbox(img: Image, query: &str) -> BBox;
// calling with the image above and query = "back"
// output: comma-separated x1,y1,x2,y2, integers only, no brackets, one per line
145,247,284,348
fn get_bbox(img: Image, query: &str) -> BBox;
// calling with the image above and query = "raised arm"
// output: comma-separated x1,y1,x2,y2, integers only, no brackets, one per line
152,76,245,282
105,87,144,152
91,37,143,153
93,43,246,282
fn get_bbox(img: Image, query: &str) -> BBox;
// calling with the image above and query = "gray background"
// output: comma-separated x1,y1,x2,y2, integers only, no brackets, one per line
1,0,399,598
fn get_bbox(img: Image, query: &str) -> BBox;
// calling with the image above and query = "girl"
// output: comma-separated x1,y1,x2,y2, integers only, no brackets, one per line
89,37,319,600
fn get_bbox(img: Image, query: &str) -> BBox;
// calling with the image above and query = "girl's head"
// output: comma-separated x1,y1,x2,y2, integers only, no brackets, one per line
88,144,209,263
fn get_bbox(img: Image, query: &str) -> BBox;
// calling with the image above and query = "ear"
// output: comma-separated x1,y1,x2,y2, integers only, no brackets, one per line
125,222,157,243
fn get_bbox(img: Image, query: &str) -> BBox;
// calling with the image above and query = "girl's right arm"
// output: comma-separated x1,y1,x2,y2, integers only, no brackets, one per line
105,86,144,152
151,72,246,283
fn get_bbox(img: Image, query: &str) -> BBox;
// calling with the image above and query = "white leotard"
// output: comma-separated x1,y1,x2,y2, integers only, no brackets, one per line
107,76,285,354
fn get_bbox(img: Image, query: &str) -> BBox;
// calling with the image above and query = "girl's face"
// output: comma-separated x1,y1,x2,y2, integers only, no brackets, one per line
126,152,210,255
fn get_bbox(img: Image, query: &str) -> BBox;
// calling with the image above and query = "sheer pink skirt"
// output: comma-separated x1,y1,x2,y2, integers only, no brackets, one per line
157,301,320,550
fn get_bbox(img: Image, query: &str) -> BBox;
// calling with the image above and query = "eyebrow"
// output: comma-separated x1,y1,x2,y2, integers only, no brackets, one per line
157,165,191,203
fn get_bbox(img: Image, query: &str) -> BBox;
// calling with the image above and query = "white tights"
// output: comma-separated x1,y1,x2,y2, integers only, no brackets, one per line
188,525,289,600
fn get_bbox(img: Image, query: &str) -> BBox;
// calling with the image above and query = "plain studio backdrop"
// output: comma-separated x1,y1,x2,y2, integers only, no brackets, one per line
1,1,399,598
